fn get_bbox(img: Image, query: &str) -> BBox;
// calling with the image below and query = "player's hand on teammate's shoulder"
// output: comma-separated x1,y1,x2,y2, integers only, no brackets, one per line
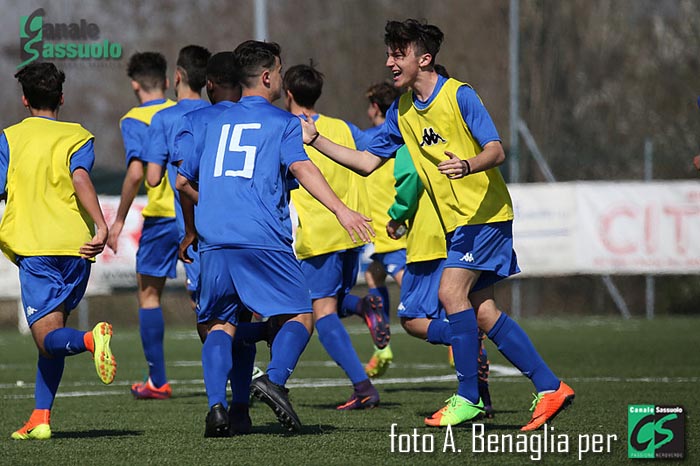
80,226,108,258
335,207,374,243
298,112,319,144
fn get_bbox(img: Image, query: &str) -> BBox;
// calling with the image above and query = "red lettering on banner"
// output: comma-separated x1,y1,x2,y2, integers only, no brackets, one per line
600,203,700,257
600,206,636,254
663,206,700,255
644,205,657,254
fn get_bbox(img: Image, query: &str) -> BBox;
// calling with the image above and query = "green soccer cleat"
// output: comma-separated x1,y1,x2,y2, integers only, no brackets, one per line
11,423,51,440
424,395,485,427
365,344,393,378
92,322,116,385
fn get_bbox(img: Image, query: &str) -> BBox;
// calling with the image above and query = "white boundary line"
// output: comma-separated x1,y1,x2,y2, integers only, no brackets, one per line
3,369,698,399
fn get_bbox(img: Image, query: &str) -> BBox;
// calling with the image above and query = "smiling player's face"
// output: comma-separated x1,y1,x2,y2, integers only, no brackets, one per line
386,43,422,89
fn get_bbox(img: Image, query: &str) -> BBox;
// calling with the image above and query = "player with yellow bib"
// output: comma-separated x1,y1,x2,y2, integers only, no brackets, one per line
107,52,177,400
284,64,384,410
2,62,114,440
300,19,574,431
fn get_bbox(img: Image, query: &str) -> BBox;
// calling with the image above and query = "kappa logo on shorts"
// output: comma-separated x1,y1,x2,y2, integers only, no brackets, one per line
26,306,38,316
397,302,406,312
419,127,446,147
459,252,475,263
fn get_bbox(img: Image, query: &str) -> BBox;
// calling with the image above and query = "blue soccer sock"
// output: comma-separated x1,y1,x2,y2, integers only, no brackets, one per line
487,313,560,393
338,294,361,318
43,328,88,357
267,320,310,386
233,322,268,344
370,286,390,322
316,313,368,385
35,354,65,410
448,309,480,403
230,341,256,405
202,330,233,409
426,319,452,345
139,307,167,387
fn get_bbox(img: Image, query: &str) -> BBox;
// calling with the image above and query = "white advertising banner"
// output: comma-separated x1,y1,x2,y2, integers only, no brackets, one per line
510,181,700,276
510,183,577,276
575,182,700,274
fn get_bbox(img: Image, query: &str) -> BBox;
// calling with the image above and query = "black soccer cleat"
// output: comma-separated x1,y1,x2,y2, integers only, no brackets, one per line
250,374,301,433
228,403,252,436
204,403,230,438
359,295,390,349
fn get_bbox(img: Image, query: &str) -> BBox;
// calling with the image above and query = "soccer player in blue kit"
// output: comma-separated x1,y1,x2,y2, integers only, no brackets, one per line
172,52,268,435
141,44,211,331
177,40,374,437
300,19,574,431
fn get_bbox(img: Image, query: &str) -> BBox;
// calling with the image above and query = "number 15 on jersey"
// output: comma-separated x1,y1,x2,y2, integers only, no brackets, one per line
213,123,261,179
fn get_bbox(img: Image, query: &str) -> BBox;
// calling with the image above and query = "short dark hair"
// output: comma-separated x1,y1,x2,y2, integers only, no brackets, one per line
206,52,240,88
385,19,444,66
127,52,167,92
233,40,281,88
365,81,400,117
283,64,324,108
14,62,65,111
177,45,211,92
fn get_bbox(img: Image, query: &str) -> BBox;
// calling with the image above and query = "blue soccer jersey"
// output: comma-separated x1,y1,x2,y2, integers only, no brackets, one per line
175,101,236,170
143,99,210,230
179,95,309,252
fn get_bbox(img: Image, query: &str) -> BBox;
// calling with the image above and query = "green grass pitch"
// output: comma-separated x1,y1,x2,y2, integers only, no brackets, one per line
0,317,697,465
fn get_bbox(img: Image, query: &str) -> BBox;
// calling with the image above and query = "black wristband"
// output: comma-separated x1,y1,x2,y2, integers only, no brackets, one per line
308,132,320,146
463,159,471,175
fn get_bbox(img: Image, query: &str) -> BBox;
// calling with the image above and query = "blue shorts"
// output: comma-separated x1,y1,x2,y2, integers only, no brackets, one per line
300,248,361,300
445,220,520,292
198,248,312,324
16,256,91,327
397,259,445,320
136,217,179,278
370,249,407,278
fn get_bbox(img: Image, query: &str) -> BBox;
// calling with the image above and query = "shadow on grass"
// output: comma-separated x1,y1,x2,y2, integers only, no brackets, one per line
53,429,143,439
306,401,402,410
171,392,207,400
249,422,338,436
382,386,451,394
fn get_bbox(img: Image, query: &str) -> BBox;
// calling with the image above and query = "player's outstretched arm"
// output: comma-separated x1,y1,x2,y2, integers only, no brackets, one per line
72,168,108,258
299,114,385,176
437,141,506,179
289,159,375,243
107,160,144,253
